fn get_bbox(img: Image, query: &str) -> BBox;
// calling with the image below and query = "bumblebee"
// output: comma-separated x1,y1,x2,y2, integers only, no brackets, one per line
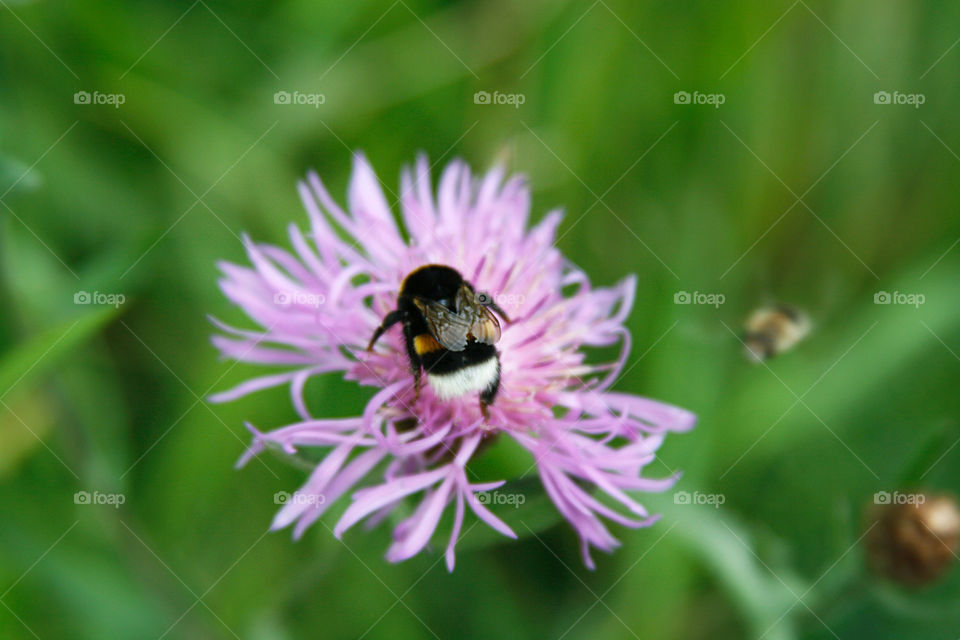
367,265,510,418
743,303,810,362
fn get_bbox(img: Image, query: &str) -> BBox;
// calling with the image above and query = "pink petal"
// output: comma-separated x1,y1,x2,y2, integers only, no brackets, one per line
334,467,449,537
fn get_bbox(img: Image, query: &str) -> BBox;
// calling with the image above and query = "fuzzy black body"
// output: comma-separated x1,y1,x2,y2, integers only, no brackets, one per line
367,265,507,415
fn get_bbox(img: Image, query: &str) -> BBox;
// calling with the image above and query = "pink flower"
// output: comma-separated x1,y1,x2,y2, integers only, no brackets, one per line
210,153,695,570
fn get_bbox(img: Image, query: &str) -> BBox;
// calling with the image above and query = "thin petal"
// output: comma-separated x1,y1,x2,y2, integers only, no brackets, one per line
445,489,466,572
334,467,449,537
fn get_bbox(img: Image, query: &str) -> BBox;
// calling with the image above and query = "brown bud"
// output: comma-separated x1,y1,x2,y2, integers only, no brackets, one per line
866,492,960,586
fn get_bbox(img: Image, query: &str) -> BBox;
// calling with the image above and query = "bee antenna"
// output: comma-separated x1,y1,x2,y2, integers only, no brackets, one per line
489,301,510,323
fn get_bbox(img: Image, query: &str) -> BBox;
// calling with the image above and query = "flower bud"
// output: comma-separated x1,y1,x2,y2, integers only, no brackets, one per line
866,493,960,586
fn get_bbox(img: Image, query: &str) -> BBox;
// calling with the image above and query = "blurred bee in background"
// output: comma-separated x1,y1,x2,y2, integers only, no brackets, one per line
743,304,810,363
367,264,510,419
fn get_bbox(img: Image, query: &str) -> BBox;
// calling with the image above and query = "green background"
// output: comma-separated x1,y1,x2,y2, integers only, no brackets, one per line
2,1,960,638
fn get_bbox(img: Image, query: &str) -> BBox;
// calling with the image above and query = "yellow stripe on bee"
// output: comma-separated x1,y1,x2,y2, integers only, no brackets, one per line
414,333,443,355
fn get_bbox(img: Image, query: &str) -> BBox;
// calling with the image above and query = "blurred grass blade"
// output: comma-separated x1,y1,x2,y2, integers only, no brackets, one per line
0,305,122,396
657,499,802,640
0,153,42,195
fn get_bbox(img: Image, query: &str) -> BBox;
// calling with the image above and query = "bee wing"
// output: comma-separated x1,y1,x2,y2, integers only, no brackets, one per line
470,308,501,344
413,298,471,352
456,284,502,345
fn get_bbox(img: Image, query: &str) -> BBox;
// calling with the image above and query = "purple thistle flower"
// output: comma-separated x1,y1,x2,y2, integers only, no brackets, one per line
211,153,695,570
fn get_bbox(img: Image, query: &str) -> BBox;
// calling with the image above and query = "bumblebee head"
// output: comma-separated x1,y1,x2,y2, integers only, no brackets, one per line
401,264,464,310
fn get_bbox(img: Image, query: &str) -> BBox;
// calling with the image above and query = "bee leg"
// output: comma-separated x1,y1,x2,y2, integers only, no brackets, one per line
401,322,423,404
479,365,500,423
367,310,402,351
